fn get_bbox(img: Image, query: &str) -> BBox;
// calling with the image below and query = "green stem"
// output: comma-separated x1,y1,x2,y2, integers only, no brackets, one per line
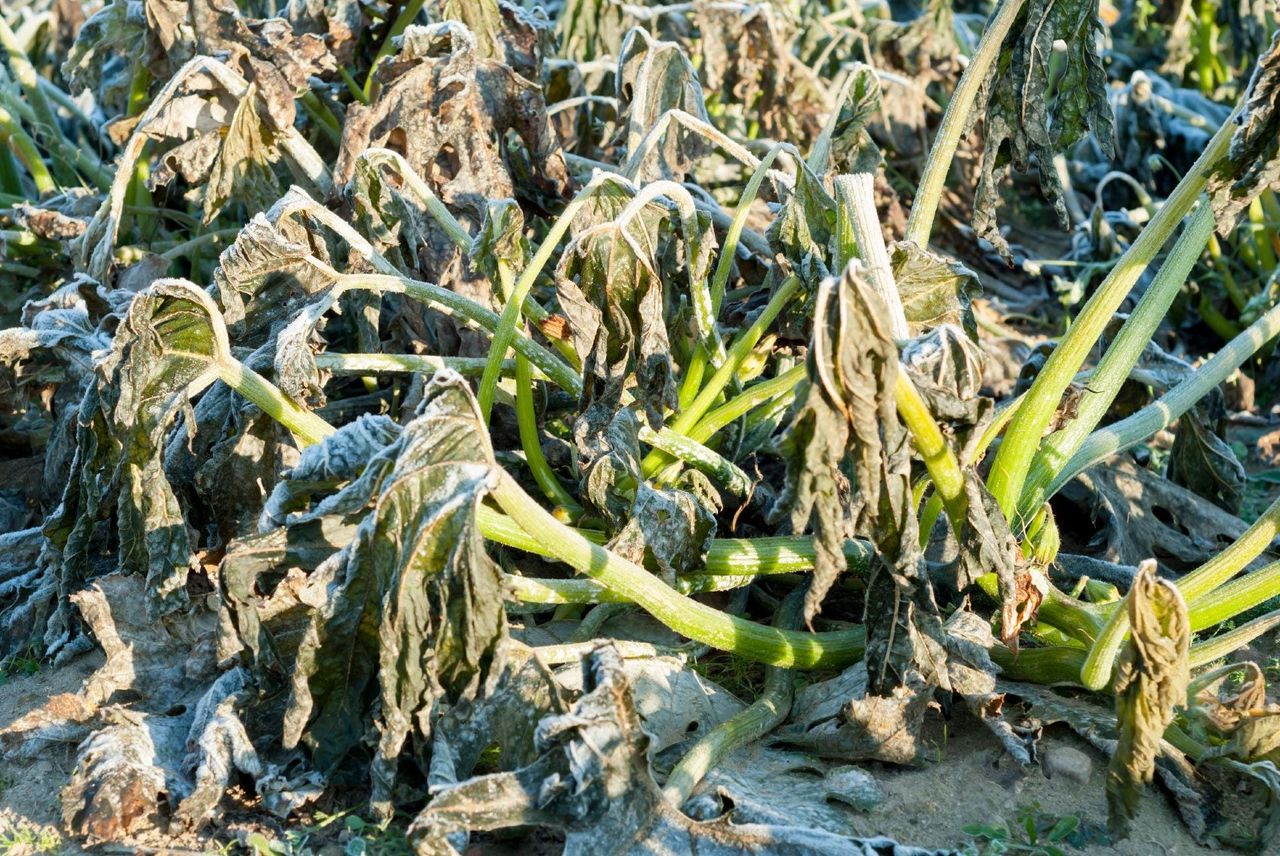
215,360,336,448
504,572,765,604
895,371,967,533
0,105,52,193
642,275,800,476
686,364,806,445
315,352,514,377
837,173,909,339
1017,201,1215,518
1187,560,1280,632
1189,609,1280,668
363,0,426,98
477,177,616,419
988,111,1237,521
0,16,73,186
1080,497,1280,688
661,588,803,806
640,425,751,496
505,259,580,514
337,273,582,396
489,473,866,668
679,144,789,409
299,90,342,146
904,0,1028,247
1052,297,1280,496
478,504,876,578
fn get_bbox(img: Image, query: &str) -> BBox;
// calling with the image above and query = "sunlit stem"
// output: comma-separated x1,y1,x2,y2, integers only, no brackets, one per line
477,503,875,577
987,110,1237,522
478,174,623,419
681,143,790,410
1079,496,1280,689
1016,201,1215,520
500,258,581,516
662,588,802,806
489,472,865,668
1189,609,1280,669
214,361,336,449
1050,296,1280,496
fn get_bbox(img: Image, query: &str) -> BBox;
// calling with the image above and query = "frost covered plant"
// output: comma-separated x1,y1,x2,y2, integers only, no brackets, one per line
3,0,1280,852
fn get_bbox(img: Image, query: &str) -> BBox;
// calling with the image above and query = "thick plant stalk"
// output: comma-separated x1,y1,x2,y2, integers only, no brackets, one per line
661,588,803,806
904,0,1028,247
315,353,508,377
1017,202,1216,517
1187,560,1280,632
686,364,806,444
1188,609,1280,668
835,174,908,340
987,112,1238,519
476,504,875,577
215,361,335,449
504,572,763,605
0,105,52,194
1050,296,1280,496
895,372,967,531
490,472,865,668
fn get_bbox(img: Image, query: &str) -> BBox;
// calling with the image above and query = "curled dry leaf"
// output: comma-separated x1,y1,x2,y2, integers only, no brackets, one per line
1107,562,1190,837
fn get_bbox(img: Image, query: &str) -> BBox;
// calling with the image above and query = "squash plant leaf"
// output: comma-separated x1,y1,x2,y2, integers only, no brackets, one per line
283,373,508,813
973,0,1115,257
1208,24,1280,232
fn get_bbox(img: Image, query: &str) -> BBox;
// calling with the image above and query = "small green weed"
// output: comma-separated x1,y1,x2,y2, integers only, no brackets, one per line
961,803,1105,856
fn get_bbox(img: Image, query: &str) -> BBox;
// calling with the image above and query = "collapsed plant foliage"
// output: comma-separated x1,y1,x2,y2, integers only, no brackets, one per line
2,0,1280,853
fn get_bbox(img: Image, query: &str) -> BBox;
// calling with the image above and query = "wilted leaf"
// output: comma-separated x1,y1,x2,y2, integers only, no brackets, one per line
1107,563,1190,836
1166,389,1247,514
334,22,569,209
201,84,281,223
616,27,711,181
890,243,981,339
1209,26,1280,231
973,0,1115,256
283,373,507,813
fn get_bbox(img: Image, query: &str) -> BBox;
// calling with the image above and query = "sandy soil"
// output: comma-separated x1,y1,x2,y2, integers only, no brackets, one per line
0,657,1222,855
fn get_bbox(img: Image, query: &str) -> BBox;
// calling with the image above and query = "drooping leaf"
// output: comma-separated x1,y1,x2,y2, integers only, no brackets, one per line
1107,562,1190,836
973,0,1115,256
616,27,711,181
1208,24,1280,230
201,84,282,224
555,187,682,428
282,373,507,813
890,242,981,340
334,22,570,210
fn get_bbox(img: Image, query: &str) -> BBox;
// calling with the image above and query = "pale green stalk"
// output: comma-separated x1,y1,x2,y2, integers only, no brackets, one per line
661,588,802,806
987,111,1237,520
1017,202,1215,518
1080,497,1280,689
1050,296,1280,496
314,353,510,377
489,472,865,668
477,174,623,419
